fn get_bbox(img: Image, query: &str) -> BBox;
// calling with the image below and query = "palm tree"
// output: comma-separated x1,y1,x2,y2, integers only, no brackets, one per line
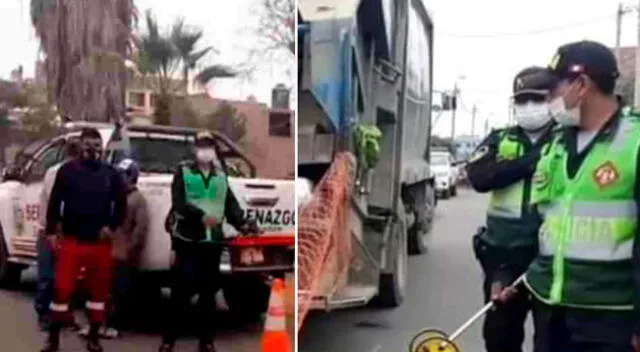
30,0,137,122
136,10,236,125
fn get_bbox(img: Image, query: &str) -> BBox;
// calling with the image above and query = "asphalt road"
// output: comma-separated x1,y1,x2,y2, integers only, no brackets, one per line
0,271,295,351
298,188,534,352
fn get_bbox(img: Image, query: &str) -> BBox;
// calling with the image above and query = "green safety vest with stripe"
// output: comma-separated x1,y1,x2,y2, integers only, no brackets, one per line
526,108,640,309
483,130,541,247
175,166,229,243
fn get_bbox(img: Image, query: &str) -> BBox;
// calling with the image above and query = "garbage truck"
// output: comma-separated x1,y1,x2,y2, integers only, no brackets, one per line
297,0,436,329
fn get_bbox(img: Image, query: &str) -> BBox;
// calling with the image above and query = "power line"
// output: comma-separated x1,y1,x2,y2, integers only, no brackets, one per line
439,13,623,39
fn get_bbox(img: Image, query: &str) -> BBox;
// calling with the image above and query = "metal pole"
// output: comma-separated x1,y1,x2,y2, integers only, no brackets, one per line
450,82,458,140
616,3,623,62
471,104,477,137
447,274,526,342
634,0,640,108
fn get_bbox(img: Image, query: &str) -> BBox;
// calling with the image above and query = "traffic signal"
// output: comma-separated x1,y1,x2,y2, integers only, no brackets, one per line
441,93,457,111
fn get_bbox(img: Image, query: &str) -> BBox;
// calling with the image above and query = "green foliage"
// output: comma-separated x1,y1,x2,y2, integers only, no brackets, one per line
0,108,10,127
153,94,172,125
14,83,59,141
169,96,199,128
137,10,236,91
136,11,238,127
203,102,247,143
353,124,382,170
21,105,58,142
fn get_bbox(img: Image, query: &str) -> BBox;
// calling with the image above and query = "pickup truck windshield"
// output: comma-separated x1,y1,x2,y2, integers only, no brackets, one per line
112,137,195,174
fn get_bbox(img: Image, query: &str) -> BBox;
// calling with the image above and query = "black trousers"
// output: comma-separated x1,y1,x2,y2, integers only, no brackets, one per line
531,298,635,352
106,261,136,330
162,243,223,345
482,272,531,352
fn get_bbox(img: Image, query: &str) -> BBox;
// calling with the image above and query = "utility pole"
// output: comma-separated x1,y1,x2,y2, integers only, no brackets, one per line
471,104,477,137
635,0,640,108
616,3,624,62
450,82,459,141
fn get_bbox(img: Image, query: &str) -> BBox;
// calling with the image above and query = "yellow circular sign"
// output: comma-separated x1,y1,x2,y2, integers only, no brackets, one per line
413,337,460,352
408,329,447,352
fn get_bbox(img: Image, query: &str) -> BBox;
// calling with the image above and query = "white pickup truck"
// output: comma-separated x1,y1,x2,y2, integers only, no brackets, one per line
0,122,295,319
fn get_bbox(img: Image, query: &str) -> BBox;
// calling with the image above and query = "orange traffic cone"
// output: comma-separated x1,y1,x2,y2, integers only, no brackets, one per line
261,278,292,352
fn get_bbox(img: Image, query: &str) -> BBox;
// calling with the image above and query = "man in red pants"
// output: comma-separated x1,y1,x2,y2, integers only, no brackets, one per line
42,128,127,352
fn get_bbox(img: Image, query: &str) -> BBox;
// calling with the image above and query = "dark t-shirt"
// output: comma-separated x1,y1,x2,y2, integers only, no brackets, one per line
46,159,127,241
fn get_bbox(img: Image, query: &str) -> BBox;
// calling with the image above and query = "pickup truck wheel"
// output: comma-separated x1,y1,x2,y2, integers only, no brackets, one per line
377,214,407,307
450,185,457,197
223,276,271,321
0,226,24,288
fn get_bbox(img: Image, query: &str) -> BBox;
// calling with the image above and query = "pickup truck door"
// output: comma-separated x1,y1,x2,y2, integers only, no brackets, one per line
15,138,67,243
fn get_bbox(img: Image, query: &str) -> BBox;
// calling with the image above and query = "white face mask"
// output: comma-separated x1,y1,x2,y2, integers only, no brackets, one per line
513,102,552,131
549,95,581,127
196,148,217,163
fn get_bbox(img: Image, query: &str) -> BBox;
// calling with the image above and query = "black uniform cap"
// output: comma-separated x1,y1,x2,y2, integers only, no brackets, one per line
512,66,558,97
546,40,619,91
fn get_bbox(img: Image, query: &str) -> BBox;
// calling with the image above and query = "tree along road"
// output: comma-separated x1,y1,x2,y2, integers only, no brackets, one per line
298,189,534,352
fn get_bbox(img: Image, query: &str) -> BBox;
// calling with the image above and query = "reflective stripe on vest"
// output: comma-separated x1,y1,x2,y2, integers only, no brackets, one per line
527,111,640,308
538,200,636,261
487,134,524,219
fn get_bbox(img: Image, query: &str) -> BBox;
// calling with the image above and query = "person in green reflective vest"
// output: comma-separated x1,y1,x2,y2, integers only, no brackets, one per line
158,131,258,352
465,66,557,352
525,40,640,352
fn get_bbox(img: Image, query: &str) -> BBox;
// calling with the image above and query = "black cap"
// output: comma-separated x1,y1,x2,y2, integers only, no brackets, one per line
547,40,619,82
195,130,215,146
513,66,558,97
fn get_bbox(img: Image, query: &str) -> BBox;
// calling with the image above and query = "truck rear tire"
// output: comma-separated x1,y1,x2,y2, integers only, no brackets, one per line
376,215,407,307
0,225,24,288
408,183,435,255
223,276,271,321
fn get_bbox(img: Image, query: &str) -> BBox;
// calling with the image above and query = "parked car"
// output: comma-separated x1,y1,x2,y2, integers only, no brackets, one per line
430,151,457,199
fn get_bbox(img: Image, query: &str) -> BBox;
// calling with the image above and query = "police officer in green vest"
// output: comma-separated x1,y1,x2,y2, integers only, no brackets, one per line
159,131,258,352
466,66,557,352
526,40,640,352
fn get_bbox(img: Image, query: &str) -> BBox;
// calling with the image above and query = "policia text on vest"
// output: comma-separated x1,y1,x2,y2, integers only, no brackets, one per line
466,125,554,352
526,107,640,350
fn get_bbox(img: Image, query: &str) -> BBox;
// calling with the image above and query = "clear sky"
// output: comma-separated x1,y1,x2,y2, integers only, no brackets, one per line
428,0,639,137
0,0,292,105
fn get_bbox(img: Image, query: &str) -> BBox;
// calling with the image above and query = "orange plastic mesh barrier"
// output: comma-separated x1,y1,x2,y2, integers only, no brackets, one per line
297,152,355,331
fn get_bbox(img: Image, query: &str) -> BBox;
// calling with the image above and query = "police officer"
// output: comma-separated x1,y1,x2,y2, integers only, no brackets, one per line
525,40,640,352
159,131,258,352
466,66,557,352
